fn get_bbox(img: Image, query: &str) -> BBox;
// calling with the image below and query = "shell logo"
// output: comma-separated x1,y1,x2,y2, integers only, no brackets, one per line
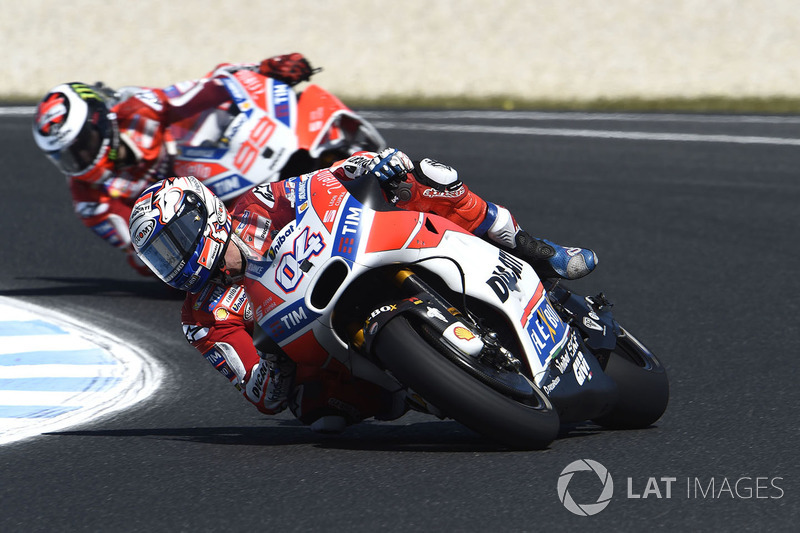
215,308,230,320
453,326,476,341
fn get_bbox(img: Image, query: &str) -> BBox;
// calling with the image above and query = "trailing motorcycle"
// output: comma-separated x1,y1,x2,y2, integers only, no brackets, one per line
116,66,385,204
247,174,669,449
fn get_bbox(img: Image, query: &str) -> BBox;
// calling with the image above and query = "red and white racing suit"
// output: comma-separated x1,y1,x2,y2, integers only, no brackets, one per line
181,152,520,426
70,61,281,275
70,76,232,275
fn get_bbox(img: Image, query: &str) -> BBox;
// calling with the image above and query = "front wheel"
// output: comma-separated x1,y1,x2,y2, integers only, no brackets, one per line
372,316,560,449
592,327,669,429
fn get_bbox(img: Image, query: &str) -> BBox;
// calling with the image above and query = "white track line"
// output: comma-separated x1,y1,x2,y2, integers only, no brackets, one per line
7,105,800,144
370,120,800,146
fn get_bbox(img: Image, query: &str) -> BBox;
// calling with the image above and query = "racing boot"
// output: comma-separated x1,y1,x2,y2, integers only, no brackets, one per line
483,203,597,280
248,352,296,413
512,230,598,280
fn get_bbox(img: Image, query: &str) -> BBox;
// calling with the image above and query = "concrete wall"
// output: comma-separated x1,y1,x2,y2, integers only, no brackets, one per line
4,0,800,102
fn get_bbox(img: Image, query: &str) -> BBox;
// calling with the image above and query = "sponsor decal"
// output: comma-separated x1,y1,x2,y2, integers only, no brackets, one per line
36,93,68,134
553,330,580,374
246,258,270,278
253,184,276,208
90,221,122,247
283,179,296,205
133,89,163,111
131,219,155,247
70,83,103,102
421,185,465,199
223,113,247,143
163,81,196,99
245,282,284,321
333,196,364,261
572,352,593,385
275,227,325,293
248,360,270,400
252,213,272,252
211,175,243,197
182,324,209,343
523,295,569,367
323,210,338,223
426,307,448,323
181,274,199,291
230,290,248,313
582,316,604,332
221,76,248,105
486,250,524,302
271,81,292,127
261,300,320,342
337,237,356,255
197,238,221,269
543,376,561,395
203,347,237,382
369,304,397,319
453,326,476,341
76,201,107,218
268,223,295,260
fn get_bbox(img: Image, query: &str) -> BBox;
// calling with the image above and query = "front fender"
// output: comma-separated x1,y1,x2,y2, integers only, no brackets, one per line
360,295,450,355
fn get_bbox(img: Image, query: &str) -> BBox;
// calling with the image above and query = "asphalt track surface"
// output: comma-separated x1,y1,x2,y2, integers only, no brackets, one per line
1,110,799,531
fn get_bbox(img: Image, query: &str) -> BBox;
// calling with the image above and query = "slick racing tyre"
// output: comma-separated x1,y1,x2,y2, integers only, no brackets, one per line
372,316,560,450
592,327,669,429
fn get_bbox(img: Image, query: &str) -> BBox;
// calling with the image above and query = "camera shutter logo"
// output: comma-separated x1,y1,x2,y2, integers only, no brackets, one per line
557,459,614,516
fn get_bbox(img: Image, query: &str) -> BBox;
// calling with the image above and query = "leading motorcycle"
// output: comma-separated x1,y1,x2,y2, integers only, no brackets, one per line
247,173,669,449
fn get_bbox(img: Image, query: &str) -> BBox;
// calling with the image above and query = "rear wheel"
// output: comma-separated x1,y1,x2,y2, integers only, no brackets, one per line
592,327,669,429
372,316,560,449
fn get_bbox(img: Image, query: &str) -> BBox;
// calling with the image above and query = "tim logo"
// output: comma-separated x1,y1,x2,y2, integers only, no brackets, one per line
338,237,356,255
334,198,363,260
272,81,292,127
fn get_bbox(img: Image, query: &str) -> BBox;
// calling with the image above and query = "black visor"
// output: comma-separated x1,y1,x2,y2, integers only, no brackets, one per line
52,108,111,174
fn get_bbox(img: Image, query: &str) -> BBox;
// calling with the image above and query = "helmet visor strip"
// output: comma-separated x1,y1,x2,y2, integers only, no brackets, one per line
138,204,206,283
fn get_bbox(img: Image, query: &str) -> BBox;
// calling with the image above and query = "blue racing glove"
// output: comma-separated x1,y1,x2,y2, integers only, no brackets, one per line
366,148,414,185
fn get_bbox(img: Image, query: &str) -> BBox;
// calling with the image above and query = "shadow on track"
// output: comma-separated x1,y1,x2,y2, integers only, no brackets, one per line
47,420,534,453
0,276,183,300
46,419,622,453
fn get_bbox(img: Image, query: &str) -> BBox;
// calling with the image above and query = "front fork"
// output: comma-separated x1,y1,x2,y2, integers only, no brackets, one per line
354,267,522,374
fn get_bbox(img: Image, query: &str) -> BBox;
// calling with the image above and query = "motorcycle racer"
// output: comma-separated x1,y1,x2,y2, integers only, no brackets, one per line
32,53,315,275
128,148,598,432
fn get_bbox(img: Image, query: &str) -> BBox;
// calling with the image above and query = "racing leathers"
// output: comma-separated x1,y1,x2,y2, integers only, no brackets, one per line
68,54,314,275
180,150,597,428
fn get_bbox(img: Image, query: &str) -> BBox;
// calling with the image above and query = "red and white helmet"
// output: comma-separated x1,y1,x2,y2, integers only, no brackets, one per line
32,82,119,182
128,176,232,293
